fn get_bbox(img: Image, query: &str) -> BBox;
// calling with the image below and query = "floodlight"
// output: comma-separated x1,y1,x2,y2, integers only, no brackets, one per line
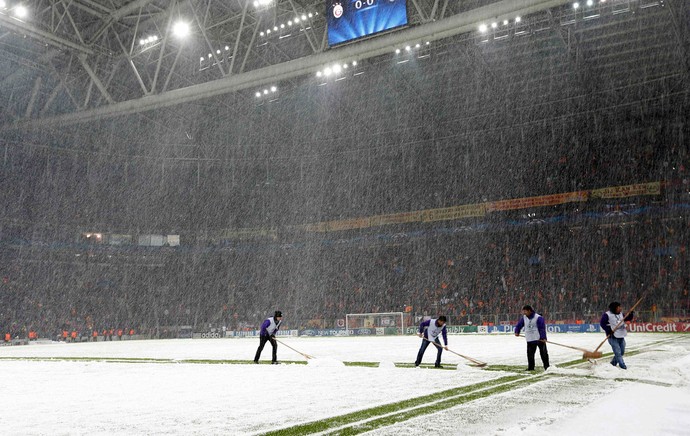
263,89,269,94
405,45,410,51
333,64,342,73
308,13,313,18
587,0,593,5
352,61,357,66
515,16,521,23
0,1,6,9
270,86,277,92
573,2,580,9
316,71,322,77
256,92,261,97
503,20,508,25
479,24,488,32
216,50,221,54
302,14,307,20
15,5,28,18
172,21,190,38
491,22,497,28
288,21,292,26
324,67,332,76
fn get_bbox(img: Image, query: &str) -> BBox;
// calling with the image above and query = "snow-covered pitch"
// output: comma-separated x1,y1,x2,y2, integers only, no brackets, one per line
1,333,689,435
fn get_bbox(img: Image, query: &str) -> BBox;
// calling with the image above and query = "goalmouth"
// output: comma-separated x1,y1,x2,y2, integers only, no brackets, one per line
345,312,405,336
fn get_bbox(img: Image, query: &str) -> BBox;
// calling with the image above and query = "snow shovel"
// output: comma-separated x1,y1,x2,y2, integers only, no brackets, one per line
518,335,602,359
592,295,645,357
547,339,602,359
424,337,487,367
274,338,315,359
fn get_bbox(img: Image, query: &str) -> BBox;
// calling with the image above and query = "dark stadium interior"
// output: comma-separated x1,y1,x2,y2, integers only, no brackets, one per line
0,0,688,338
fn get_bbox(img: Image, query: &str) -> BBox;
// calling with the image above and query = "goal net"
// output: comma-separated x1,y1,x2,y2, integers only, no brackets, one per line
345,312,404,336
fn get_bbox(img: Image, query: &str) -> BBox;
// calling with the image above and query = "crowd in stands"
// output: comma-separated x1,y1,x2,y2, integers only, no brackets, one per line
1,202,688,340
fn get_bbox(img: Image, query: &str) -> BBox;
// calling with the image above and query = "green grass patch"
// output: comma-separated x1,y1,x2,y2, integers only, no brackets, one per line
0,356,172,363
0,356,308,365
394,362,458,370
261,375,524,436
343,361,379,367
480,364,531,372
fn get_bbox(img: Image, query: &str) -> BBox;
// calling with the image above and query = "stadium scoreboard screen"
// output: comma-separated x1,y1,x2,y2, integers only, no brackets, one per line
327,0,408,47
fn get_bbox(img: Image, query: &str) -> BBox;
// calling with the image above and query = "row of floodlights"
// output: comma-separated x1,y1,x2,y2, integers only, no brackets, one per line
315,61,358,77
573,0,607,8
477,0,607,31
201,45,232,61
0,1,29,19
138,21,189,46
253,0,272,7
478,16,521,33
255,86,278,97
394,41,430,54
260,12,317,37
139,35,158,45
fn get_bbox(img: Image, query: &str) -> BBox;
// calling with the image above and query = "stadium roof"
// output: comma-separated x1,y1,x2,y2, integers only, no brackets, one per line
0,0,687,130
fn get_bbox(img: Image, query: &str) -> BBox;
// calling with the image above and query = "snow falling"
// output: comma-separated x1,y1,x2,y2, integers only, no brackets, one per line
0,0,689,434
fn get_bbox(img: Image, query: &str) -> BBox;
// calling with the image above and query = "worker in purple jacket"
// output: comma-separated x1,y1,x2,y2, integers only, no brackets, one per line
253,311,282,364
414,316,448,368
600,301,634,369
515,305,549,371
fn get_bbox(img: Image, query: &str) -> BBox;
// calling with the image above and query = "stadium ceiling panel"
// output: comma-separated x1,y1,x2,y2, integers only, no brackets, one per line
0,0,686,129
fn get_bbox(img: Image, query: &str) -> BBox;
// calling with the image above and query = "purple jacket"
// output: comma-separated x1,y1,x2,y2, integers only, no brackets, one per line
259,317,281,337
418,319,448,345
599,311,634,336
515,313,547,342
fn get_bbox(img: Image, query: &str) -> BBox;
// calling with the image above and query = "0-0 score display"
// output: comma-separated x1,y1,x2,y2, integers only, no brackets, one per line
354,0,375,9
327,0,408,47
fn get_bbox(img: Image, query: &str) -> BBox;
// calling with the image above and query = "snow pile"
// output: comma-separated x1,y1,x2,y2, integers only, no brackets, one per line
455,362,485,372
660,353,690,386
307,356,345,367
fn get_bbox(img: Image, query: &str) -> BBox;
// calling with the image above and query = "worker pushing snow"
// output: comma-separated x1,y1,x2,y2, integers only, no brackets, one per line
414,316,448,368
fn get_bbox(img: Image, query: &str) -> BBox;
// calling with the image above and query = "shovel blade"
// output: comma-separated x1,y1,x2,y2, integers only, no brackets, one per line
582,351,603,359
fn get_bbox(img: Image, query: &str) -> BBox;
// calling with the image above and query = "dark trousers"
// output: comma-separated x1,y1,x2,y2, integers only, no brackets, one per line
254,335,277,363
415,338,443,366
526,341,550,370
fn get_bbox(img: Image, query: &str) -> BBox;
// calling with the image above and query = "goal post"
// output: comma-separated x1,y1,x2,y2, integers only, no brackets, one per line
345,312,404,336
